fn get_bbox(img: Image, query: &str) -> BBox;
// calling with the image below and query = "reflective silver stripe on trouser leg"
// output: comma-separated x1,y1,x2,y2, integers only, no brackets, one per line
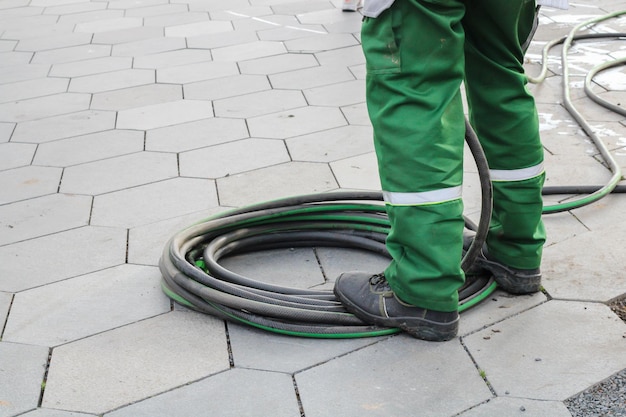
489,162,544,182
383,186,463,206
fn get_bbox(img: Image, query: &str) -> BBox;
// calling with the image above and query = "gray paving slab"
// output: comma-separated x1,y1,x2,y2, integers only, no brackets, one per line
247,106,347,138
3,264,170,346
0,342,49,417
33,130,145,167
91,84,183,111
238,53,319,75
216,162,338,207
330,152,381,190
286,125,373,163
165,20,233,37
145,117,249,152
296,335,492,417
543,225,626,301
91,26,165,45
32,44,112,65
112,36,185,57
184,74,271,101
0,193,91,246
0,93,91,123
214,89,306,118
49,56,132,78
0,226,126,292
0,51,31,67
133,48,213,70
42,311,229,415
157,61,239,85
228,323,382,374
464,300,626,401
0,77,69,104
116,100,213,130
11,110,116,144
457,397,572,417
68,68,155,94
105,368,300,417
91,177,219,228
0,166,62,205
180,138,290,178
0,142,36,170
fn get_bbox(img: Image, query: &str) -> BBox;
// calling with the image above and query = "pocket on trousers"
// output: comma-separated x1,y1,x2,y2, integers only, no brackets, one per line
362,8,402,74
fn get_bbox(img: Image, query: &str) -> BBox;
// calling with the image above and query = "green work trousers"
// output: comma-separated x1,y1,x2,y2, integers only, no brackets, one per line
363,0,546,312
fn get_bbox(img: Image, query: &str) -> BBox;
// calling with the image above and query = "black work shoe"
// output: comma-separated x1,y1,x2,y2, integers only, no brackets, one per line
334,272,459,342
474,249,541,294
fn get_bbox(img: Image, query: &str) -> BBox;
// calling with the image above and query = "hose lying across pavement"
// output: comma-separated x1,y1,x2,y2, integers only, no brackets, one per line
160,11,626,338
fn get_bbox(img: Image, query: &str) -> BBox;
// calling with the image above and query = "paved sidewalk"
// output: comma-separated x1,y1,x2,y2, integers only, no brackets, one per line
1,1,626,416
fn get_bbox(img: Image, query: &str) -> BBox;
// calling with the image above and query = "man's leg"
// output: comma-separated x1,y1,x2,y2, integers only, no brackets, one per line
463,0,546,292
334,0,466,341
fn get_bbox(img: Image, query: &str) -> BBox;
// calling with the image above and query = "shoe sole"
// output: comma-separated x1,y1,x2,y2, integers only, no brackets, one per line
476,256,541,294
335,290,459,342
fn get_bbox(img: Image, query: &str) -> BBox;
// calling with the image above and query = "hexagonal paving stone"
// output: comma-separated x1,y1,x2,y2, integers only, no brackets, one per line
286,125,373,162
211,40,286,61
247,106,346,139
179,138,290,178
91,177,219,228
543,225,626,301
0,226,126,292
133,48,213,69
164,20,233,37
0,165,62,204
214,89,305,118
3,264,170,346
0,63,51,85
157,61,239,84
238,53,318,75
116,99,213,130
104,368,300,417
296,336,492,417
464,300,626,401
304,79,365,107
92,26,165,46
284,33,358,53
457,397,572,417
60,152,177,195
0,92,91,122
0,142,36,170
145,117,249,152
0,77,69,104
112,37,186,57
228,324,381,374
74,16,143,33
33,130,144,167
217,161,338,207
269,64,354,90
0,342,49,417
11,110,116,144
184,74,271,101
330,152,381,190
49,56,132,78
31,44,112,65
68,68,155,94
91,83,182,111
15,32,92,52
42,311,230,414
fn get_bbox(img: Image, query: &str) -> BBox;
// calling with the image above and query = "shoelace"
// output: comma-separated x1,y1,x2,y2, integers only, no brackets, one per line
369,273,391,291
